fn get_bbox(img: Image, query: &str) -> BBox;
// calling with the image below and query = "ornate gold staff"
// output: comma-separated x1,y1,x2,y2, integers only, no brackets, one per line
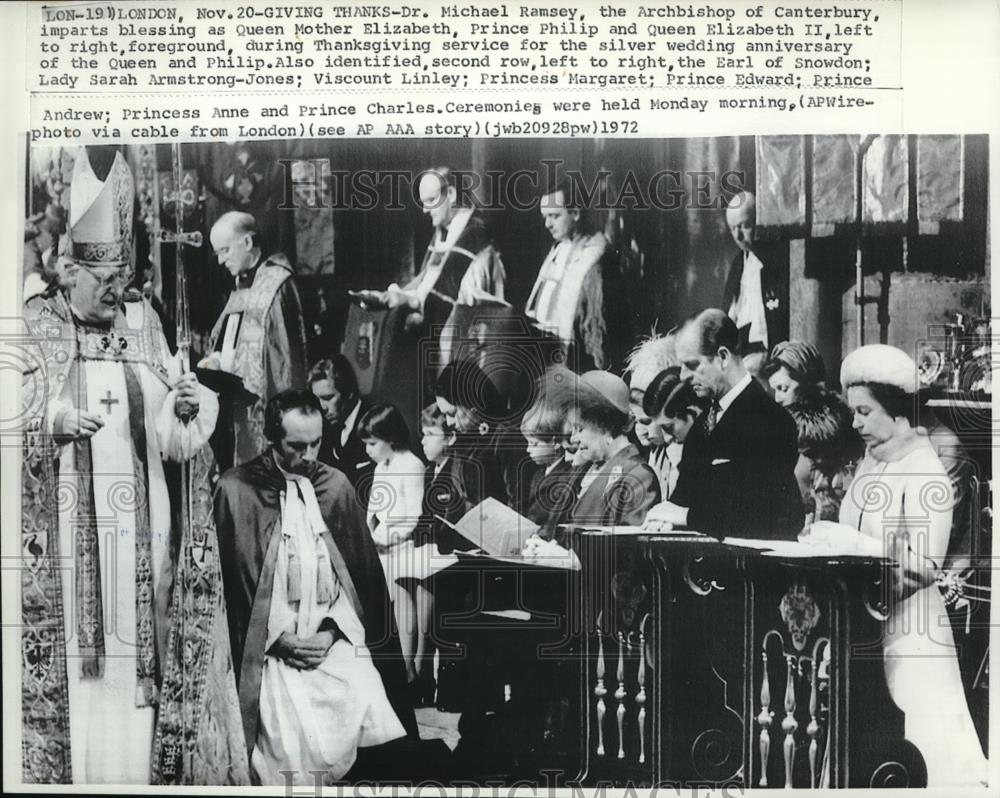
162,144,203,373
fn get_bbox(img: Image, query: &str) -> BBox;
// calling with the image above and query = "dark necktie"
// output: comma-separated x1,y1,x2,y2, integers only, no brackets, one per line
704,401,721,436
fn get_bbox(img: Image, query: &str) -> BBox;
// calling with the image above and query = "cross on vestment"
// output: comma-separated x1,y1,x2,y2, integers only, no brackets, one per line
99,390,119,414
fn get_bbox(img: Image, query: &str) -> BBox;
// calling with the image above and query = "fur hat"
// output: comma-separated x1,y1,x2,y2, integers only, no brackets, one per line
840,344,919,395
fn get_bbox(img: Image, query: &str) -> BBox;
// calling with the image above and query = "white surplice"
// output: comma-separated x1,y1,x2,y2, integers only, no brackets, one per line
251,476,405,786
52,303,217,784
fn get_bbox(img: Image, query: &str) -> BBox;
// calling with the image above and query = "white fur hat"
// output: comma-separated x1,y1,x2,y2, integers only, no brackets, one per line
840,344,919,394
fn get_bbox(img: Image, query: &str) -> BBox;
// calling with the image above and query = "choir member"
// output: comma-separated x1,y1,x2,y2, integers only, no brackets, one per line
355,166,505,367
525,176,615,370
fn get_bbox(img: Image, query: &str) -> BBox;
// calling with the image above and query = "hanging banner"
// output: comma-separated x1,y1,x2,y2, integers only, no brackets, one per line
755,135,806,231
917,135,964,235
862,135,909,225
811,135,858,236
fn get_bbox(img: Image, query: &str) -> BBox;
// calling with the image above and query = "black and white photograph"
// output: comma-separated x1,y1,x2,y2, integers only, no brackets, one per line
13,134,991,789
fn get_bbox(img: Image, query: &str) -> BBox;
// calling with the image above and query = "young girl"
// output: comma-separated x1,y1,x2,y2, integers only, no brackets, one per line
358,403,425,683
407,403,460,704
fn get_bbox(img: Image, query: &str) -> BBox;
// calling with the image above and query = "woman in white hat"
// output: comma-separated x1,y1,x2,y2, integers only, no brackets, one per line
836,344,986,786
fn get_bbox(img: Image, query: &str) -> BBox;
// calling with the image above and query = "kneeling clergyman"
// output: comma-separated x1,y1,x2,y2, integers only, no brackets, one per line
214,389,416,785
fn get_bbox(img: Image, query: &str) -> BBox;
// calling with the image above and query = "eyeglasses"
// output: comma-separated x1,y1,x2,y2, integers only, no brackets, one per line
80,266,133,288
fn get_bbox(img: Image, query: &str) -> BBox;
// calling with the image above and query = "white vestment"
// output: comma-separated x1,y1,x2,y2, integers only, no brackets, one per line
728,250,769,349
51,302,217,784
251,476,405,786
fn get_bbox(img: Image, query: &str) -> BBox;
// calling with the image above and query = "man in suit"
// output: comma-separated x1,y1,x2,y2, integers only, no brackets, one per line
721,191,789,374
308,356,373,491
645,309,802,540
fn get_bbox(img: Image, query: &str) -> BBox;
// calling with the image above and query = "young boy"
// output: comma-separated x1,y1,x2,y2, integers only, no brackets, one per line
519,370,586,529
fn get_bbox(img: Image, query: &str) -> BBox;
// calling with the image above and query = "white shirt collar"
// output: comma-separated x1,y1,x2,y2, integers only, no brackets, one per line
341,399,362,446
717,373,753,419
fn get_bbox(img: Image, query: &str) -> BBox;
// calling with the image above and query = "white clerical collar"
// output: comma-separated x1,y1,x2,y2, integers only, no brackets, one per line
272,451,302,482
341,399,362,446
744,249,763,273
717,373,753,420
434,207,473,250
235,254,263,287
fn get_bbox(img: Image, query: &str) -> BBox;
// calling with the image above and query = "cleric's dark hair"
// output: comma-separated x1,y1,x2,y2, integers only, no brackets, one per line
307,355,359,399
358,403,411,451
542,175,580,210
541,174,599,235
263,389,322,444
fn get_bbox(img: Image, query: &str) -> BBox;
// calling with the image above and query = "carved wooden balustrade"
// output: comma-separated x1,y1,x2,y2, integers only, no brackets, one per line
429,531,930,787
571,531,926,789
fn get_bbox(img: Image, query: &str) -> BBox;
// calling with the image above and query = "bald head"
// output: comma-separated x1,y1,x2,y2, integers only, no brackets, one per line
210,211,260,277
725,191,756,253
418,167,457,230
213,211,257,237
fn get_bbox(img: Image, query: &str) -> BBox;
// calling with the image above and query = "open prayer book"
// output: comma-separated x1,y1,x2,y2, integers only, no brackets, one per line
435,497,539,558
